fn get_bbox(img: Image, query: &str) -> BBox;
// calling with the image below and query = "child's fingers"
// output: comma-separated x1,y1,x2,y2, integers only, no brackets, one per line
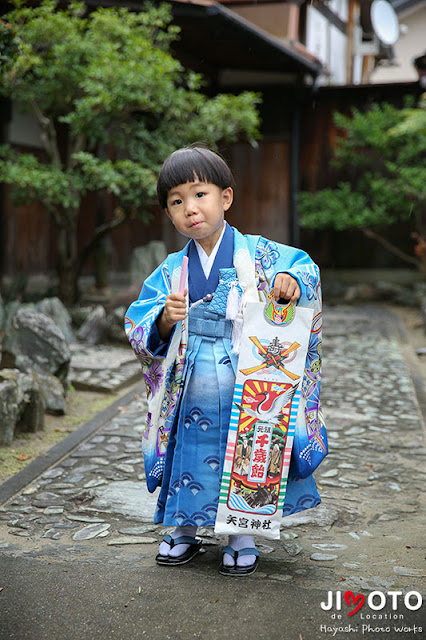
166,293,186,310
164,292,187,323
289,282,301,301
168,292,186,303
283,280,300,301
274,274,301,302
273,275,284,301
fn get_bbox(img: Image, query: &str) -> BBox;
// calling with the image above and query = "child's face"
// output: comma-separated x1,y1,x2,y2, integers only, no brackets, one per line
165,180,233,252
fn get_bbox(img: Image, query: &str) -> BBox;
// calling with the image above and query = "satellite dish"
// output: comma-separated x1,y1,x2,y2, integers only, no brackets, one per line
361,0,399,46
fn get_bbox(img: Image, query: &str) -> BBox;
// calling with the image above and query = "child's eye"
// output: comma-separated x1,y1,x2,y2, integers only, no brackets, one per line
171,198,182,206
195,192,205,198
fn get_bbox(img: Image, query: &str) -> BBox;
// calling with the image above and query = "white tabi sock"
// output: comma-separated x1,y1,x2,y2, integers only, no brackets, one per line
158,525,198,558
223,534,257,567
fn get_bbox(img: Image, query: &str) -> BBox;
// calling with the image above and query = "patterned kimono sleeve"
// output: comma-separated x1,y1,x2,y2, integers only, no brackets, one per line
124,257,188,492
124,260,172,367
253,236,318,305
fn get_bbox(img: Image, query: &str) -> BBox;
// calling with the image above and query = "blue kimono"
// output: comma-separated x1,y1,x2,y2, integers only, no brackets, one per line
125,225,325,527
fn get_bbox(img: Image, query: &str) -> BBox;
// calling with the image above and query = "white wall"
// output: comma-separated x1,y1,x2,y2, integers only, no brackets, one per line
328,0,349,23
305,5,348,85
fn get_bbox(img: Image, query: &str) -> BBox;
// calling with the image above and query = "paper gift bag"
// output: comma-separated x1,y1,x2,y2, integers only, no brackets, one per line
215,300,314,540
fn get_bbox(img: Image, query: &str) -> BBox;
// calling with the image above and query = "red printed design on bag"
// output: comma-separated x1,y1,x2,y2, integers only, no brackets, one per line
227,380,296,514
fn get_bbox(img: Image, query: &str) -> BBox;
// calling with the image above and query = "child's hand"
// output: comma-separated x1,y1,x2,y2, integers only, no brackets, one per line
157,291,187,340
273,273,300,303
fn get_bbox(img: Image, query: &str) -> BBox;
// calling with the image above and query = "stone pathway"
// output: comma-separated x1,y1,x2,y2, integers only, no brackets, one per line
0,305,425,596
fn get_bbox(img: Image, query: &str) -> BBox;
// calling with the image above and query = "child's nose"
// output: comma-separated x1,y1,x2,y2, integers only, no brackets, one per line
185,198,199,215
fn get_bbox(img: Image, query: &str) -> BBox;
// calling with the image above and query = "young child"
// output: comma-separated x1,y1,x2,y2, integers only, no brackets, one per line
125,146,325,576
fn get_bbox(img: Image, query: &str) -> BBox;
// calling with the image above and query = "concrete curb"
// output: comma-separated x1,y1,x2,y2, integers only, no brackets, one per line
0,381,143,506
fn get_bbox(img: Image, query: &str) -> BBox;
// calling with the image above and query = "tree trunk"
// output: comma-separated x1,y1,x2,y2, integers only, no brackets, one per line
94,237,110,290
57,211,79,305
94,192,111,290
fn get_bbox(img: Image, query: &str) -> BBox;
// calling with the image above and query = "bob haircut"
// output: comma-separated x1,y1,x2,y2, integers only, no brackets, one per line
157,146,235,209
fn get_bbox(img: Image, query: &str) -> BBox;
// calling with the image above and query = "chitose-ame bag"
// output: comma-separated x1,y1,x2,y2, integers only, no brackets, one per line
215,298,317,541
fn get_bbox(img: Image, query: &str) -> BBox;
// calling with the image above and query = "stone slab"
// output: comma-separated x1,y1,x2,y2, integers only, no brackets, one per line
91,481,157,522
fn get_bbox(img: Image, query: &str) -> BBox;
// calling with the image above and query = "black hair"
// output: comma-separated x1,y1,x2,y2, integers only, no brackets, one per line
157,145,235,209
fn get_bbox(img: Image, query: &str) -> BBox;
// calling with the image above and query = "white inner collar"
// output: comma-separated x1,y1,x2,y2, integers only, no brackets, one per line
194,223,226,278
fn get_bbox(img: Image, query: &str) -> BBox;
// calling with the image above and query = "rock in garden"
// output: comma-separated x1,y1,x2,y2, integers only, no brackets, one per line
0,369,44,445
36,297,76,343
1,307,70,387
106,306,128,344
0,376,20,446
375,280,404,302
68,306,93,329
344,284,375,303
77,305,106,345
2,300,20,332
16,377,45,435
130,241,167,286
30,370,67,415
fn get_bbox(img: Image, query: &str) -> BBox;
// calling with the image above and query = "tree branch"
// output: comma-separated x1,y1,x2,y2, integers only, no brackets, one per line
31,100,61,166
76,211,128,277
361,227,419,268
69,133,87,170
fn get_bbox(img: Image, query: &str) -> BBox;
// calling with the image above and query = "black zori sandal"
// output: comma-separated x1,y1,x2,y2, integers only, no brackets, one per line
155,534,202,566
219,546,260,577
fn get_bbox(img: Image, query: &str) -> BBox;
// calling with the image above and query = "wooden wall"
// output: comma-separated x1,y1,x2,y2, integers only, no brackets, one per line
0,184,165,277
2,188,57,274
227,139,291,244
